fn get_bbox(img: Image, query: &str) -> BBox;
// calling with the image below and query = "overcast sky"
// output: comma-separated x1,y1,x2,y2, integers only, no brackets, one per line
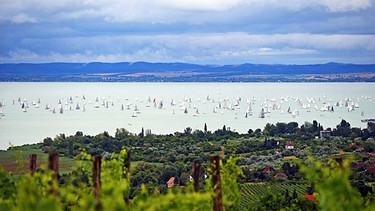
1,0,374,64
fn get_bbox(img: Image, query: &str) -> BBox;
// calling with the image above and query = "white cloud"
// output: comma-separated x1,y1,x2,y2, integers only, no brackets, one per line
139,0,373,14
1,0,372,24
10,13,39,24
1,33,373,64
320,0,372,12
251,0,372,12
156,0,246,11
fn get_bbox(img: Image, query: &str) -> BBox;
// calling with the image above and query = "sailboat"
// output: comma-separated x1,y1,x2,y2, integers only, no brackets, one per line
193,108,199,116
246,104,252,116
158,101,164,109
134,104,140,113
171,99,176,106
258,108,265,118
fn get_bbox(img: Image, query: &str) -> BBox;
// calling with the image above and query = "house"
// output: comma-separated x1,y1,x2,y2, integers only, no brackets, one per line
301,194,317,201
350,162,364,169
262,166,274,174
167,177,175,188
355,146,365,152
320,130,331,138
285,142,294,150
274,172,288,180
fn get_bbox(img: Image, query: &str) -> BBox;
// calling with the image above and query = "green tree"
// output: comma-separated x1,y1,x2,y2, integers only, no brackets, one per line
301,157,369,210
68,140,74,157
335,119,351,137
115,128,130,139
139,127,144,138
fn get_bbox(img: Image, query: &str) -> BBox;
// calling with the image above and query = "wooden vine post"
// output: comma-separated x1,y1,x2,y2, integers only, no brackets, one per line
48,153,59,195
210,155,223,211
48,153,59,180
29,154,37,176
124,152,131,207
192,161,201,192
93,156,102,200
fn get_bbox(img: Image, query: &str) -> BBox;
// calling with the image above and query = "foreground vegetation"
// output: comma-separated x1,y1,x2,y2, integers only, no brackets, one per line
1,119,375,210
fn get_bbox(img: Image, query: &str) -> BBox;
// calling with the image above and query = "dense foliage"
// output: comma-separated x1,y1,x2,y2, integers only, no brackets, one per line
2,119,375,210
38,120,375,185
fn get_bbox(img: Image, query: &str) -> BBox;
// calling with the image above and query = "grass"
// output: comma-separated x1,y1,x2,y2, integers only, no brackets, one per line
0,144,141,175
240,182,309,206
0,144,79,174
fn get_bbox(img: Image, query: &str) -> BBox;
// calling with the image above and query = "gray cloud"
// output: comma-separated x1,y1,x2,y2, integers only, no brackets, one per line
0,0,374,64
1,33,373,64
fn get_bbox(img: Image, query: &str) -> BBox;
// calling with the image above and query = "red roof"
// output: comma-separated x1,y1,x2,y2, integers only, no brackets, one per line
301,194,317,201
366,168,375,173
262,166,273,173
167,177,175,185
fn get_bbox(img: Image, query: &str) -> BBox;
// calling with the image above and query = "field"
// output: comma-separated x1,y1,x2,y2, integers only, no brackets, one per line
0,144,144,175
240,182,309,206
0,144,77,174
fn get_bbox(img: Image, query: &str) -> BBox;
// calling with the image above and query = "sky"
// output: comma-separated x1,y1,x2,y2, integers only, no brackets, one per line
0,0,375,64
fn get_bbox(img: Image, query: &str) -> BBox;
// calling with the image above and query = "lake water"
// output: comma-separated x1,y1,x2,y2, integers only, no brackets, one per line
0,82,374,150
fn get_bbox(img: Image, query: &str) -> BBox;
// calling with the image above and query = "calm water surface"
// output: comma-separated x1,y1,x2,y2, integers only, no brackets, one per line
0,82,374,150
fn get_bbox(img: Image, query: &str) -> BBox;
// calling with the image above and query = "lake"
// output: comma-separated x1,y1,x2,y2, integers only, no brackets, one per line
0,82,374,150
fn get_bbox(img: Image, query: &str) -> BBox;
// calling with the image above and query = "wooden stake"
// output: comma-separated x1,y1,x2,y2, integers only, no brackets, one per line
125,152,131,174
48,153,59,196
192,161,201,192
93,156,102,200
29,154,37,176
124,153,131,207
48,153,59,180
210,155,223,211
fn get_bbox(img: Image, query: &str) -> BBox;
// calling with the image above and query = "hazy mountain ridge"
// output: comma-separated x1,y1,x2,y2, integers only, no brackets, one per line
1,62,374,82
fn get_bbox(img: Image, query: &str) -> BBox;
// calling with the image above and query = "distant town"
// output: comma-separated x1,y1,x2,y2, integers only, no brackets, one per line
1,62,374,82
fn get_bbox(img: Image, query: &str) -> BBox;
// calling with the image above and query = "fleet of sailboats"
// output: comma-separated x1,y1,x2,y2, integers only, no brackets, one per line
0,92,371,127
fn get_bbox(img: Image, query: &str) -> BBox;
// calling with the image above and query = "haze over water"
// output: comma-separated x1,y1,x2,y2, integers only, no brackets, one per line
0,82,374,150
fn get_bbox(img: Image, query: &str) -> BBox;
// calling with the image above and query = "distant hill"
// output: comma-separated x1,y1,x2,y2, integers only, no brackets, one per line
0,62,374,82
